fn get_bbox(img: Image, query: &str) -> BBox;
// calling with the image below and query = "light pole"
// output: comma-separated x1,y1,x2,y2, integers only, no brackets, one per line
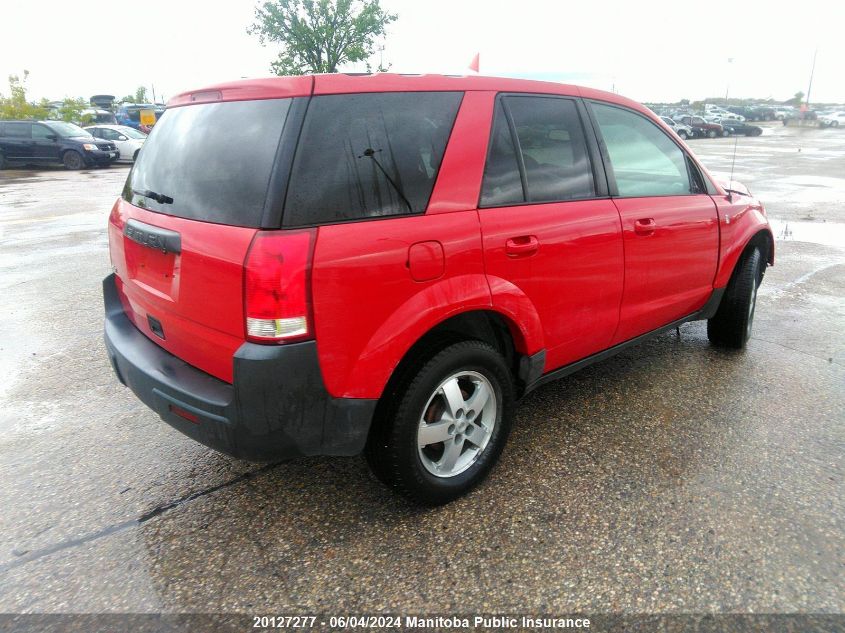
724,57,734,104
806,48,817,110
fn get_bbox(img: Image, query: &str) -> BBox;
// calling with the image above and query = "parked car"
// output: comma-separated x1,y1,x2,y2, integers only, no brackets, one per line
85,124,146,162
720,120,763,136
660,116,694,140
103,74,774,504
116,103,164,133
752,106,775,121
819,111,845,127
704,105,744,121
727,106,757,120
82,108,117,125
0,120,118,169
773,108,797,120
677,115,725,138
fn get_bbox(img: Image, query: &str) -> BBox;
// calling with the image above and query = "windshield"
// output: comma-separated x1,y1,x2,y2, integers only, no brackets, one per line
117,126,146,139
123,98,292,227
45,121,91,137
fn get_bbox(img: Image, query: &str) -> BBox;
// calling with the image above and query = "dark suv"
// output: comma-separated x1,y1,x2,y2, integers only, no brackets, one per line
104,74,774,504
0,120,119,170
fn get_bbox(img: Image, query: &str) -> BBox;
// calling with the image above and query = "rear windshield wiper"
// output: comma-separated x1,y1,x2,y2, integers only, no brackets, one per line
132,188,174,205
359,148,412,212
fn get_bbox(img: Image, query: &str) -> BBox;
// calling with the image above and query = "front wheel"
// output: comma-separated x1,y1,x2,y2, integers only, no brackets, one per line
707,129,718,138
832,121,840,128
708,247,763,349
62,151,84,170
365,340,515,505
678,130,689,140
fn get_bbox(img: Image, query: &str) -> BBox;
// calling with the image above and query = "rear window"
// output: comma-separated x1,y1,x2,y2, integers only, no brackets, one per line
123,98,291,227
283,92,463,226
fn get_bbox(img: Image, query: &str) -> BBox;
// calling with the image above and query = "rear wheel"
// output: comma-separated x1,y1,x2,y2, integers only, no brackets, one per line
365,340,515,505
707,129,718,138
832,121,840,128
708,247,763,349
62,151,84,170
678,130,689,140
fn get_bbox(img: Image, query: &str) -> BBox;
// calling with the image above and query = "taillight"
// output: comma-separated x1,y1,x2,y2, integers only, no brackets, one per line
244,229,315,344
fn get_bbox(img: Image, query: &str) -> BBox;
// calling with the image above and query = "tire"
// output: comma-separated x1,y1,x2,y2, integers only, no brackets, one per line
722,129,731,137
133,149,140,162
707,129,717,138
678,130,688,140
832,121,840,128
62,151,84,170
708,247,763,349
365,340,515,505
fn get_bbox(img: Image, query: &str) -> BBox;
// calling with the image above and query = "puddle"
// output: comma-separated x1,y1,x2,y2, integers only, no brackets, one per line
768,218,845,249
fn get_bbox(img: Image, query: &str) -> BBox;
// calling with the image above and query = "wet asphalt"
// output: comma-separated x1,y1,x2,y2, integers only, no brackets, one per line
0,123,843,615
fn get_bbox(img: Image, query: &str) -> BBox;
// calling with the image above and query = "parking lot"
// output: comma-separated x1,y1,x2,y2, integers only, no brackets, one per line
0,122,843,615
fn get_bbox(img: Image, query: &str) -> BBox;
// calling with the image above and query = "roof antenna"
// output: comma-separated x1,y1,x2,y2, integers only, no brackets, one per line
727,126,739,202
725,57,737,202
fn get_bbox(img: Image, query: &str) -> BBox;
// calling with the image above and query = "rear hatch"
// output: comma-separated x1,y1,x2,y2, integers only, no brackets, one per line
108,93,302,383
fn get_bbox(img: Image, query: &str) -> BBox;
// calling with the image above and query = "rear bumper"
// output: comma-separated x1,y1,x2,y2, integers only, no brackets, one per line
103,274,376,461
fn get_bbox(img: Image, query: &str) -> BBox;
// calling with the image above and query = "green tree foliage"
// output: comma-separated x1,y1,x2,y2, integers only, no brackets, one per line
55,97,93,124
0,71,50,120
786,91,805,106
248,0,396,75
121,86,148,104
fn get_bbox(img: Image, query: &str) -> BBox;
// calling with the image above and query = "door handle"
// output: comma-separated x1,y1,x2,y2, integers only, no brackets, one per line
505,235,539,257
634,218,656,235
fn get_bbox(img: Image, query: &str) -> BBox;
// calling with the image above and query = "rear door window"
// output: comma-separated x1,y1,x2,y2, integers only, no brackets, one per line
591,103,692,198
283,92,463,226
480,95,596,206
122,98,292,227
506,96,595,202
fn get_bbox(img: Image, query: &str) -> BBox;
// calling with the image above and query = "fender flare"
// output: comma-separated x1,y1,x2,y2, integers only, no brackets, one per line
339,274,545,399
715,213,774,289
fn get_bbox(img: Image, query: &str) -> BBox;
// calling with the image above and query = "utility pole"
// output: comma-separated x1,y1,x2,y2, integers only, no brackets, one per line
806,48,817,110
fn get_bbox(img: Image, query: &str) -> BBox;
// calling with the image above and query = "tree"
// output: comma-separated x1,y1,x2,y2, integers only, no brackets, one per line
121,86,148,104
248,0,396,75
0,71,50,120
786,91,805,106
55,98,93,125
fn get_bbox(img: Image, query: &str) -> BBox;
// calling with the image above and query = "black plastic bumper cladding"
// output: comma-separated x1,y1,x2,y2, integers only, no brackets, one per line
102,274,376,461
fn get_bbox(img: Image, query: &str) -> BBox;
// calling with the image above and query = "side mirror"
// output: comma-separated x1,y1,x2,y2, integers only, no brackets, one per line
118,135,128,141
47,134,57,141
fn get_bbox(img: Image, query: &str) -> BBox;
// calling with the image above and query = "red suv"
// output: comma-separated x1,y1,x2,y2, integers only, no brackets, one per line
104,74,773,504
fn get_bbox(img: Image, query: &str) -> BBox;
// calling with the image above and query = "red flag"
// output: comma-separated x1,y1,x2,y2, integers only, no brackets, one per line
469,53,480,73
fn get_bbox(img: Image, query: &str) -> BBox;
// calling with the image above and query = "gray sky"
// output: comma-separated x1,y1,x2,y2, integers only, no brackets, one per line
2,0,844,105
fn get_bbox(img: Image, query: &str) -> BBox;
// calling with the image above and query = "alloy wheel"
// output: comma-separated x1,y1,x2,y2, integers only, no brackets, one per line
417,370,497,478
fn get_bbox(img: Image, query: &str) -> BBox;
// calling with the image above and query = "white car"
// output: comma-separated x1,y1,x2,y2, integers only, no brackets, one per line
84,124,146,162
704,105,744,121
660,116,694,140
819,111,845,127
